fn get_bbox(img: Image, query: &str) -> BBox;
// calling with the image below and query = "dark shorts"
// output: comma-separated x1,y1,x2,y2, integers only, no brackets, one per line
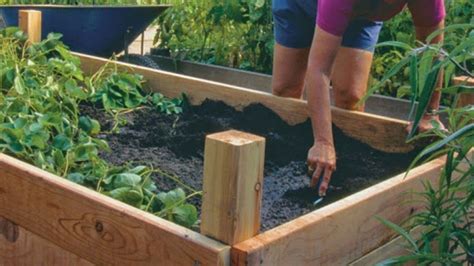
272,0,383,51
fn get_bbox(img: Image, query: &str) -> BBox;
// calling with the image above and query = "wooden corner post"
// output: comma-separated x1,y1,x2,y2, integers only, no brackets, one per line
18,10,42,43
453,76,474,108
201,130,265,245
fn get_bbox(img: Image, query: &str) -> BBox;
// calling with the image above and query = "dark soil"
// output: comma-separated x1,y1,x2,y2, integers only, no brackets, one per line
81,100,418,231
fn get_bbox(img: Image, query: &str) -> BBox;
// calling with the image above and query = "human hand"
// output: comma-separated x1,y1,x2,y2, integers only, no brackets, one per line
307,141,336,197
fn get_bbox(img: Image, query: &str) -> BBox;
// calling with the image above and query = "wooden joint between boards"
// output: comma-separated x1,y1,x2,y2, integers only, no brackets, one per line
0,216,19,243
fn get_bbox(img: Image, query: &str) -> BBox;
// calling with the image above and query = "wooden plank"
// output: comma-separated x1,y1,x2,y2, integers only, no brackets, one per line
0,217,93,266
231,157,451,266
201,130,265,245
453,76,474,108
18,10,42,43
149,55,273,93
349,227,423,266
77,53,415,154
149,55,431,121
0,154,230,266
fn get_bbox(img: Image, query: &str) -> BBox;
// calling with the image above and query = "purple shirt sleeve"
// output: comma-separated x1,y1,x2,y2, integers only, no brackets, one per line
408,0,446,27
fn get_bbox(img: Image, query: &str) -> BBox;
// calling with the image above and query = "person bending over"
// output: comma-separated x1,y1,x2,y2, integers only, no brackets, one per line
271,0,445,196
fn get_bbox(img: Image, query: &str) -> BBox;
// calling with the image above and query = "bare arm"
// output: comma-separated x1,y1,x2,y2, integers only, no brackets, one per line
306,26,342,196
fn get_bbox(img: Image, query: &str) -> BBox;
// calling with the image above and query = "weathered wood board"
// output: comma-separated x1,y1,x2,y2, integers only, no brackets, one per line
0,217,93,266
1,51,468,265
0,154,230,265
232,150,471,266
77,53,415,154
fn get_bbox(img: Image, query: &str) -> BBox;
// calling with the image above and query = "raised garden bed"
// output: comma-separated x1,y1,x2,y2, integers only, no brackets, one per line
2,52,471,265
81,99,418,231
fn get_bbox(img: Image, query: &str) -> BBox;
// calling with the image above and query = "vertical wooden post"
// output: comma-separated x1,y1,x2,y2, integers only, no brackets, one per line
453,76,474,108
18,10,42,43
201,130,265,245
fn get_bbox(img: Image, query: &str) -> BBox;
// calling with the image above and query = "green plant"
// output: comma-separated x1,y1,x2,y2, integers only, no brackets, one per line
371,0,474,102
363,24,473,265
0,27,198,228
155,0,274,74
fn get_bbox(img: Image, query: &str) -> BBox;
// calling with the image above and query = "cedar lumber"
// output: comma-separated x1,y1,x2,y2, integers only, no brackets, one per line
201,130,265,245
231,151,471,266
18,10,42,43
231,157,446,266
0,154,230,265
0,217,93,266
348,227,422,266
76,53,415,154
452,76,474,108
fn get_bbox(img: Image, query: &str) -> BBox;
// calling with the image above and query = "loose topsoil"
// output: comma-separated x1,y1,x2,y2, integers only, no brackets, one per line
82,100,418,231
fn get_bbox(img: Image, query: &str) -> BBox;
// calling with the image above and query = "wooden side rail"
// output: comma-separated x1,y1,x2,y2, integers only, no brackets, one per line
452,76,474,108
231,157,447,265
0,154,230,265
77,53,417,154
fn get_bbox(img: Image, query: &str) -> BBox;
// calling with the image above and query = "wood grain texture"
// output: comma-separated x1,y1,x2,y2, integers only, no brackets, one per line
0,154,230,266
201,130,265,245
452,76,474,108
18,10,42,43
231,157,448,266
77,53,416,154
348,227,422,266
0,217,93,266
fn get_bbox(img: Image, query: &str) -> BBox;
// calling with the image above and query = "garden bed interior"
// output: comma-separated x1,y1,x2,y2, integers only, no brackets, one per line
81,99,418,231
2,53,470,266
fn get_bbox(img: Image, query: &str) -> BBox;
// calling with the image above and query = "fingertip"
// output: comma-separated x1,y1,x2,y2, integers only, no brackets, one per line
319,186,327,197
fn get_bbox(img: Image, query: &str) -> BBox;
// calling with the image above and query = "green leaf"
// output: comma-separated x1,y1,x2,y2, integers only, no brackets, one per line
108,187,143,207
67,173,85,185
14,76,26,95
157,188,186,208
417,49,435,95
441,85,473,94
53,134,73,151
25,133,48,149
375,41,413,51
90,119,101,135
65,79,87,99
255,0,265,9
129,165,148,175
172,204,198,227
408,54,418,120
73,143,97,162
377,254,432,266
407,61,442,139
78,116,100,135
52,149,66,169
361,56,411,104
426,23,474,44
113,173,142,188
14,118,27,129
415,124,474,161
376,216,418,252
8,141,24,153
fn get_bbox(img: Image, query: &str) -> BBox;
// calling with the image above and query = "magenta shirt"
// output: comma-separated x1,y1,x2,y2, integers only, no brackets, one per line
317,0,446,36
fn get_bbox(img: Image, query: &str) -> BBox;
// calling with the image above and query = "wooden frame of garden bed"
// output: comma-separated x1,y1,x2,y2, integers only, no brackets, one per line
1,52,470,265
2,14,473,262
